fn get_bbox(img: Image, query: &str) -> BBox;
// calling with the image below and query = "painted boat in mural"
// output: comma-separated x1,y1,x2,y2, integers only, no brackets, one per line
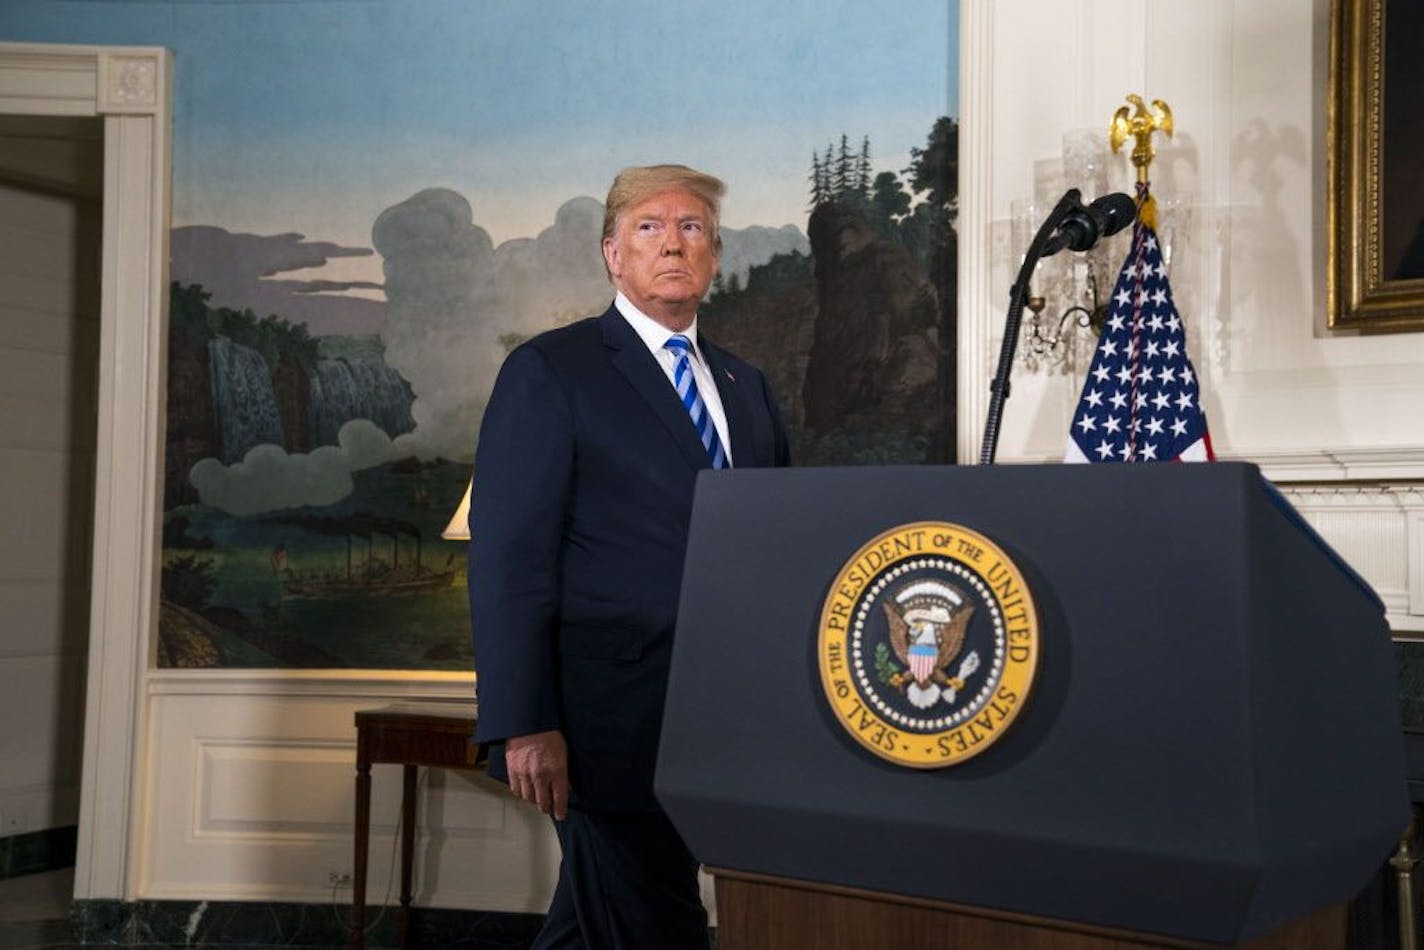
272,521,460,598
280,564,458,598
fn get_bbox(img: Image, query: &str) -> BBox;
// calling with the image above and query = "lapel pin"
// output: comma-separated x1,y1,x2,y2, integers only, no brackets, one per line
724,368,735,381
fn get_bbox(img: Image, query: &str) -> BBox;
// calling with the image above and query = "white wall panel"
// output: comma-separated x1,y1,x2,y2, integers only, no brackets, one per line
0,396,78,452
0,580,89,659
0,448,80,581
141,690,559,912
1282,485,1424,631
0,303,84,350
0,653,84,834
1410,512,1424,617
198,741,365,837
0,656,82,786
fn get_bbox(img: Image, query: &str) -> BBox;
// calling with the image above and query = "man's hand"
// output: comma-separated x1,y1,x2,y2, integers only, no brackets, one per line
505,729,569,820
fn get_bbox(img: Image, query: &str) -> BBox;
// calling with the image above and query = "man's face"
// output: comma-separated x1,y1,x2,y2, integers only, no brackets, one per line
602,188,718,327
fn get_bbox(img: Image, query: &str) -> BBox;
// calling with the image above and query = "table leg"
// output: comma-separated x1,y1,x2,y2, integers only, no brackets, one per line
1393,811,1419,950
399,763,417,948
351,759,371,949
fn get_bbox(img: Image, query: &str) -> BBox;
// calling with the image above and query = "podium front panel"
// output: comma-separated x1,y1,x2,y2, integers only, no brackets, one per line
656,463,1405,944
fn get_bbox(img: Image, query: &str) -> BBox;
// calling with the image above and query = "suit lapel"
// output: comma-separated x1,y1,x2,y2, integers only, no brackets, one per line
701,338,756,467
601,306,711,472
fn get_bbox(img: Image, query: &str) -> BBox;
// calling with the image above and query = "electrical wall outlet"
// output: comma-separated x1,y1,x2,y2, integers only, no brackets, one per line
327,871,353,888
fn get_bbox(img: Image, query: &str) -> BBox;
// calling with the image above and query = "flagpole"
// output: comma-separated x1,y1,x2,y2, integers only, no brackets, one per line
1061,94,1214,466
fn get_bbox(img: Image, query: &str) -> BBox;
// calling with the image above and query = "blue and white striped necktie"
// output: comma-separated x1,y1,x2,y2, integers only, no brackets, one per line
664,334,728,469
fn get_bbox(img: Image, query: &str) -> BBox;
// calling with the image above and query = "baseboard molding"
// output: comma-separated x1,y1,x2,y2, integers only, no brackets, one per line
0,824,76,880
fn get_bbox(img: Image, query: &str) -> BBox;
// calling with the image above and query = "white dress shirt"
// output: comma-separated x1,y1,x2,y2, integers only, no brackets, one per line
614,292,734,466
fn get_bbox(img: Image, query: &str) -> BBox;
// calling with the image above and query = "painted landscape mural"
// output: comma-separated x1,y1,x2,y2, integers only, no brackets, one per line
1,0,959,669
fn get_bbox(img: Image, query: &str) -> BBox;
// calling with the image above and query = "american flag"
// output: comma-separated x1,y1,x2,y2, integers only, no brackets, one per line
1065,198,1213,464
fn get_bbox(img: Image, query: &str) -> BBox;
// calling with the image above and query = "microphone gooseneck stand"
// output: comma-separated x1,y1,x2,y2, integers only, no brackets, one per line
978,188,1085,466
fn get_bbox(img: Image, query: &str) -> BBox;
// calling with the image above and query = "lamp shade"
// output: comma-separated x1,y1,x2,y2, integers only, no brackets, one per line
441,480,472,541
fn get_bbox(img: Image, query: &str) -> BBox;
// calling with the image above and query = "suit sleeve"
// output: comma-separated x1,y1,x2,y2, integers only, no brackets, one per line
468,344,573,745
761,371,791,467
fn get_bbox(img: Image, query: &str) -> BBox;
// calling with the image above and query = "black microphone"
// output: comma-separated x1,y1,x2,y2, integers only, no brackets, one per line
1041,191,1137,257
981,187,1137,464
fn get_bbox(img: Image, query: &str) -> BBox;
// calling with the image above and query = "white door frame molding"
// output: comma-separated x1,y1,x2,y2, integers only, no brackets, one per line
0,41,171,900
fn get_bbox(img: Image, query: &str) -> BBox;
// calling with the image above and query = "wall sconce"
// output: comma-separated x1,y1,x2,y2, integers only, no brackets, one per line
1010,129,1118,374
1009,127,1198,375
1020,256,1108,369
1011,201,1115,373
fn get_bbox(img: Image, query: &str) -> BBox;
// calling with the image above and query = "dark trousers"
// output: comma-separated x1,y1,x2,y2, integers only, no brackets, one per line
531,808,708,950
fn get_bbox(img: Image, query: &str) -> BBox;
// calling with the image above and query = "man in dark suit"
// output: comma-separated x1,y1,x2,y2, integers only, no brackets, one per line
468,164,790,949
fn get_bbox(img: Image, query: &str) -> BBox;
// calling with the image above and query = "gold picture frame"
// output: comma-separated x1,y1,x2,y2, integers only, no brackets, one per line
1328,0,1424,332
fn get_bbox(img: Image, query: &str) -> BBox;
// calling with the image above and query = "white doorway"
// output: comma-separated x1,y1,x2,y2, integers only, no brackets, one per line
0,43,171,902
0,113,103,882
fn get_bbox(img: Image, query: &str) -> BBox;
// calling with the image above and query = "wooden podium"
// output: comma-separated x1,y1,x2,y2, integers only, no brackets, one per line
709,868,1346,950
657,465,1406,947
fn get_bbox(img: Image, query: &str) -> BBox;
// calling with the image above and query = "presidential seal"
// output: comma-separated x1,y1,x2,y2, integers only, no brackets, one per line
817,522,1040,768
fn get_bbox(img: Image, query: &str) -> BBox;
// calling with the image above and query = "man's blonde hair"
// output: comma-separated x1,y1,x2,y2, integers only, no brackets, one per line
602,164,725,253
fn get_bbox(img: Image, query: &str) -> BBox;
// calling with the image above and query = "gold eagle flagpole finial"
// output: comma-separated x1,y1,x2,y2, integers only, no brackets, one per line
1110,94,1173,229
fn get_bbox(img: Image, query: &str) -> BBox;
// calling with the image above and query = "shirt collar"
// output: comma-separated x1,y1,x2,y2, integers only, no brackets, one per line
614,292,702,361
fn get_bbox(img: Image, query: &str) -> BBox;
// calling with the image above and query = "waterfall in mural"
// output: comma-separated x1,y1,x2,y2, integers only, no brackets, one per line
308,336,416,448
207,336,284,463
206,333,417,463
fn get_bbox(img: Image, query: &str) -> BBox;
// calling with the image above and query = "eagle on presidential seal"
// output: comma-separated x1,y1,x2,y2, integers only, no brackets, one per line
882,580,978,709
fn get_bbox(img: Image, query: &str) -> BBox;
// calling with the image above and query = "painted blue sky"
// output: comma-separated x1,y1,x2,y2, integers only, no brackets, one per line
2,0,962,510
1,0,956,248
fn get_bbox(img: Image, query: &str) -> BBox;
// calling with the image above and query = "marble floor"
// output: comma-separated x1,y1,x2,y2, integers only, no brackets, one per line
0,868,544,949
0,869,374,949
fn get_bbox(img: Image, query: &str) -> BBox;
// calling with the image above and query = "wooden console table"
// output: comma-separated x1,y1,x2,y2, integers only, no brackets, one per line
351,701,481,949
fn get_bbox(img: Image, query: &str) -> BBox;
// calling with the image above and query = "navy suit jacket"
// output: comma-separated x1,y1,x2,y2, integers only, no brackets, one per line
468,303,789,812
